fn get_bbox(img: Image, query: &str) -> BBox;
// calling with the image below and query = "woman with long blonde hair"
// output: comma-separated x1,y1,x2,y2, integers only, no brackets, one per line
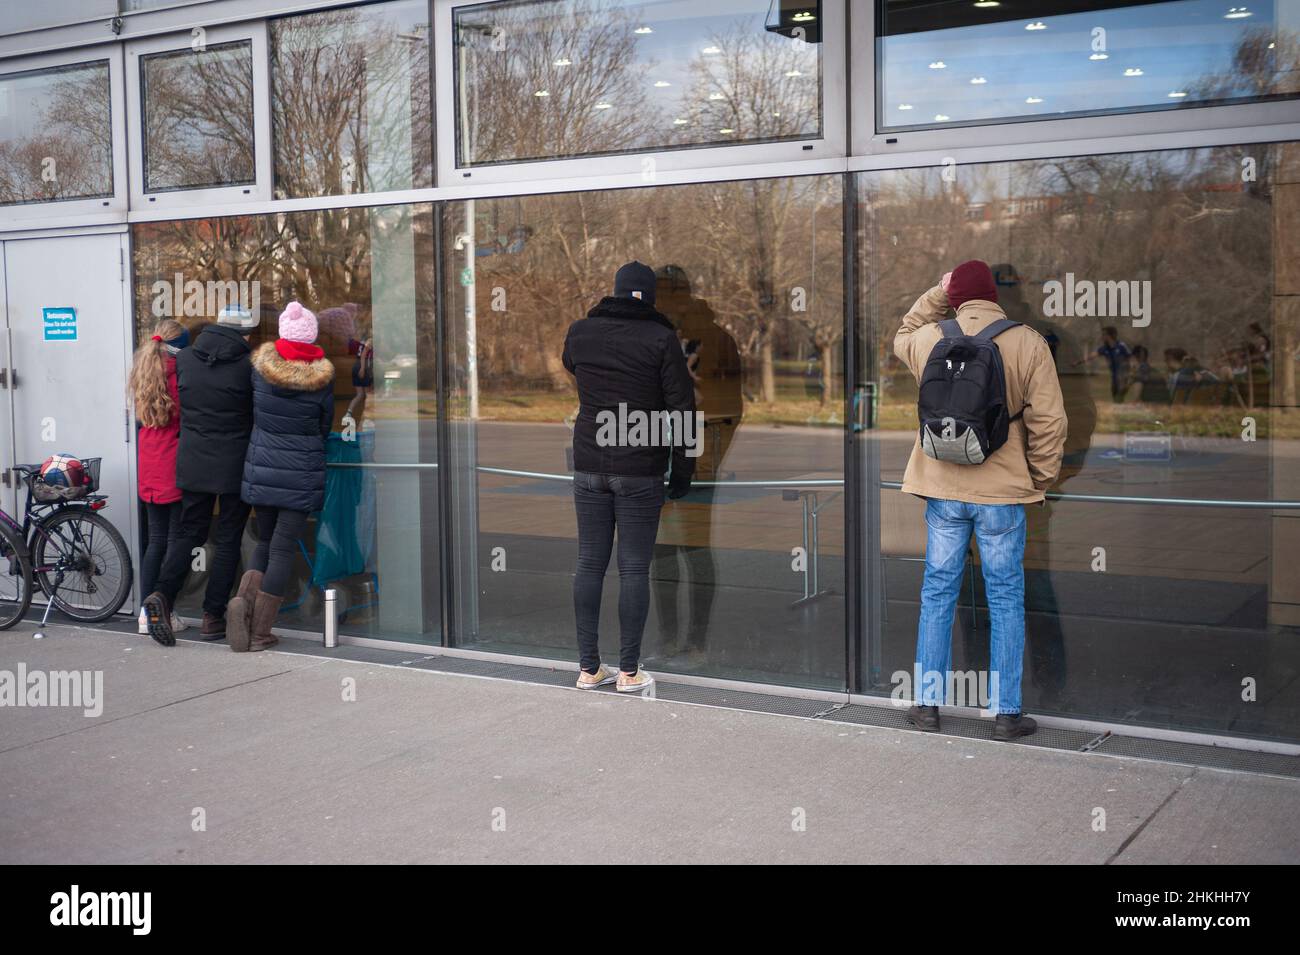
129,319,189,635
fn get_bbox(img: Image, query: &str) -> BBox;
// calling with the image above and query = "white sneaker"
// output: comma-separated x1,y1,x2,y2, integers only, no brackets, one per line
576,665,617,690
617,668,655,693
170,613,187,633
138,608,149,635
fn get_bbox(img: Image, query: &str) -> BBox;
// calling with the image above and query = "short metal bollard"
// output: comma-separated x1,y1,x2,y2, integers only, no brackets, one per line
323,589,338,648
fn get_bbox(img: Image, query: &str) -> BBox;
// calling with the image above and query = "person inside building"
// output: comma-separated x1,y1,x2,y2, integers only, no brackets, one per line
142,304,258,647
893,260,1068,741
226,301,335,653
130,319,189,636
562,261,697,693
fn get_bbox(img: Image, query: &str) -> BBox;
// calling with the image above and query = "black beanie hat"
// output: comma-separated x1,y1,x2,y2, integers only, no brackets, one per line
613,261,656,307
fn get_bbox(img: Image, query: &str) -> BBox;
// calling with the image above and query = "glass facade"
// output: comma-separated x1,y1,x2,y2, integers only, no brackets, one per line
130,204,441,641
0,60,112,205
878,0,1300,131
141,40,256,192
858,143,1300,740
3,1,1299,746
452,0,824,165
270,1,433,197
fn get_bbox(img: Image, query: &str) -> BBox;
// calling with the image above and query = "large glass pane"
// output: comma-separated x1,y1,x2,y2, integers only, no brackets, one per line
271,1,432,198
858,142,1300,742
453,0,823,166
879,0,1300,131
141,40,255,192
443,175,846,688
0,60,112,205
130,203,440,642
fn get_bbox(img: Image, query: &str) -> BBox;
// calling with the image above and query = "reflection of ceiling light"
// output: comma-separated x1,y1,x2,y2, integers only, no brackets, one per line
1089,52,1109,60
1025,21,1046,30
1025,96,1043,103
708,92,725,100
973,1,999,6
792,11,815,20
786,70,803,77
970,76,987,84
634,26,653,34
702,46,721,54
1224,6,1252,18
553,57,571,66
1124,67,1144,76
594,102,612,109
1167,90,1187,97
533,89,549,97
934,114,950,121
719,127,734,134
1268,41,1275,48
654,80,671,87
673,117,689,125
898,103,913,110
772,111,781,117
928,61,946,69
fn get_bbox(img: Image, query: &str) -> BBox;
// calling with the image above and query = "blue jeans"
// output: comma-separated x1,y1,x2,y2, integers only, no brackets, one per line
573,471,665,674
916,498,1027,715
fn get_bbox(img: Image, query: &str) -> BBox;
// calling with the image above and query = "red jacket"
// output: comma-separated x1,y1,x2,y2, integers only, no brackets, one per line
137,356,182,504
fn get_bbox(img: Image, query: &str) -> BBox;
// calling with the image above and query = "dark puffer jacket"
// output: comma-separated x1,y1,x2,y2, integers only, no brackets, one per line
176,324,254,494
562,295,697,478
241,343,335,513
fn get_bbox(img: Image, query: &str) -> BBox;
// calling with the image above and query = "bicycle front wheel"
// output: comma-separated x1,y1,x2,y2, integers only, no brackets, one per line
0,520,33,630
34,508,132,623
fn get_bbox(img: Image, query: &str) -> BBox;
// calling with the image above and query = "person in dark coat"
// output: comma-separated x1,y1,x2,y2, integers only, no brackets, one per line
142,304,258,647
226,301,334,653
562,261,697,693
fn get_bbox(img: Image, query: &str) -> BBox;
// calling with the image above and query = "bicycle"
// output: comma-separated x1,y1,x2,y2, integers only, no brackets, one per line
0,456,133,632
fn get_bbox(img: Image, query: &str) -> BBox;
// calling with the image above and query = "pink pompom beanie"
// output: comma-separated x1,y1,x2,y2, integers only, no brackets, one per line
278,301,318,344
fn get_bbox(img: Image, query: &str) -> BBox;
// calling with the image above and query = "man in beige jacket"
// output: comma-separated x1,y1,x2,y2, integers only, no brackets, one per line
894,260,1067,740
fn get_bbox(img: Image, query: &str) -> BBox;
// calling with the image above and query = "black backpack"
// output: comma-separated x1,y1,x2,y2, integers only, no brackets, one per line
917,318,1021,465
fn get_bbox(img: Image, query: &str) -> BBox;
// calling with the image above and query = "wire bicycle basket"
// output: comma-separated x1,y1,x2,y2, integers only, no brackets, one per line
27,456,102,503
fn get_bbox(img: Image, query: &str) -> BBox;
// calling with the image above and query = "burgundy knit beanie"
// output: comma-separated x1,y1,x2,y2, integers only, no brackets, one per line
947,260,998,308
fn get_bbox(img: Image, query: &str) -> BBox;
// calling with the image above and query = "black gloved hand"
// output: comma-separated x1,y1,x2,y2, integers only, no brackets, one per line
667,470,692,500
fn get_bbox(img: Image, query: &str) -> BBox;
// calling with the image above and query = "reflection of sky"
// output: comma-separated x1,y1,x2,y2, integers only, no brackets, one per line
881,0,1286,127
463,0,819,117
0,63,105,141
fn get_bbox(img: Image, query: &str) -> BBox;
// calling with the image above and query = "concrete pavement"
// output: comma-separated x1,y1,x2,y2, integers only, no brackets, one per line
1,623,1297,864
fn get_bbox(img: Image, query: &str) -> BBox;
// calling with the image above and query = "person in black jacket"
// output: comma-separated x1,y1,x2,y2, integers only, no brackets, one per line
562,262,697,693
142,305,258,647
226,301,335,653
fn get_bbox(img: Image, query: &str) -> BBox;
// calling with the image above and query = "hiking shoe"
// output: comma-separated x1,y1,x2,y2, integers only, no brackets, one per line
576,665,617,690
143,592,174,647
906,704,941,733
993,713,1038,741
616,669,655,693
198,612,225,640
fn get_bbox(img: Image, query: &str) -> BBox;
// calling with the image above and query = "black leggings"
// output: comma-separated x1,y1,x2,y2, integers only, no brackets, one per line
250,506,309,598
140,500,182,598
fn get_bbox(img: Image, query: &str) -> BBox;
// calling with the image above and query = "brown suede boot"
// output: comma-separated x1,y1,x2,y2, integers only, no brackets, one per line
200,612,226,640
226,570,264,653
249,591,283,652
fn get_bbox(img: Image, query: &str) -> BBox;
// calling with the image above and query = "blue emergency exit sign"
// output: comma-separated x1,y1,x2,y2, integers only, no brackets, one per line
42,307,77,342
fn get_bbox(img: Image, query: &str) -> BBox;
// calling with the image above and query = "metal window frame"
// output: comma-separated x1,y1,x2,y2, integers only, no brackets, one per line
849,2,1300,159
432,0,848,188
124,20,272,210
0,44,129,232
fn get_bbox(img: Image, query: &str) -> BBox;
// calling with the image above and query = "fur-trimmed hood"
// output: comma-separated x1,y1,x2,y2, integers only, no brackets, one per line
252,341,335,391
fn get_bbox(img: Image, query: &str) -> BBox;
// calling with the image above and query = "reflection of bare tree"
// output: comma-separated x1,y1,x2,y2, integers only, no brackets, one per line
142,42,256,190
458,0,659,163
0,63,112,203
679,23,819,144
272,4,432,197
